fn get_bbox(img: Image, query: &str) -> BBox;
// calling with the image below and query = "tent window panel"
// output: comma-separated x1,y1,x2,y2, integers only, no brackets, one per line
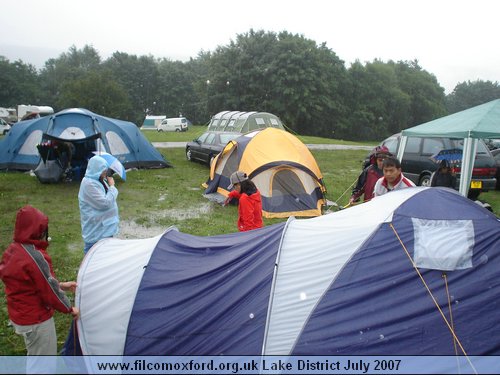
221,152,240,177
271,169,306,197
234,119,246,132
106,131,130,155
247,119,260,132
19,130,43,155
217,120,227,131
58,126,87,140
412,218,474,271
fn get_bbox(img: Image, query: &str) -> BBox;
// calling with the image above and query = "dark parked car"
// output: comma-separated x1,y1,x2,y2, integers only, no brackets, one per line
492,148,500,190
185,131,239,166
378,133,497,199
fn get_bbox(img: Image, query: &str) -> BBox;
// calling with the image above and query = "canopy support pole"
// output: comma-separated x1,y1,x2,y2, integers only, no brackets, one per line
397,135,408,162
458,137,477,197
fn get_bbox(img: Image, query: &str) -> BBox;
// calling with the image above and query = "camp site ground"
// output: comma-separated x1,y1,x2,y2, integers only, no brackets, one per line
0,127,499,357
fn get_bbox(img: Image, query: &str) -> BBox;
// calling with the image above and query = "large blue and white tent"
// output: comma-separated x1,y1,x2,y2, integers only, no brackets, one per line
0,108,169,171
71,187,500,356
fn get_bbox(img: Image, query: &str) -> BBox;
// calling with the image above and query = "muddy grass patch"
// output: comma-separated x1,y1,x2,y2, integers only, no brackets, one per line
119,202,213,238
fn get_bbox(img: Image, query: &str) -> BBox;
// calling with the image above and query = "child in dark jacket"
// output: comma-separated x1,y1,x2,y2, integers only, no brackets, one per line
431,160,457,189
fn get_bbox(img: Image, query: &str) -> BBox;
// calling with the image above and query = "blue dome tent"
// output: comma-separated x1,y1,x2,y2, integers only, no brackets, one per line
0,108,170,177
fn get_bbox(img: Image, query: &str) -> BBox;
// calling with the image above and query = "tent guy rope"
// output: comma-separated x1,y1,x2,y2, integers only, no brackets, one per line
389,223,478,375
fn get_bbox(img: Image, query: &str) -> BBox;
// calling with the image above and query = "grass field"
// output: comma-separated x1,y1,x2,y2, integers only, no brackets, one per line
0,130,498,355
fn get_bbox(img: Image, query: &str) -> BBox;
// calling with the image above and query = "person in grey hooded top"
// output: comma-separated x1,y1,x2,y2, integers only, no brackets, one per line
78,155,119,254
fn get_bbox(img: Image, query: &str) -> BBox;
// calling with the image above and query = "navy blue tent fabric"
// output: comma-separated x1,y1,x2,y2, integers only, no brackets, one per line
293,190,500,355
124,223,286,355
395,187,496,220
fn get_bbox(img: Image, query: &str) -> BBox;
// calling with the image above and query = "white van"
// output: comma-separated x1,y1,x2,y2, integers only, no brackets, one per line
157,117,189,132
0,118,11,135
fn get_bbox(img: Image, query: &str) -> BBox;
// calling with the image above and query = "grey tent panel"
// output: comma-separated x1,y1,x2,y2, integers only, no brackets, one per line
207,111,284,133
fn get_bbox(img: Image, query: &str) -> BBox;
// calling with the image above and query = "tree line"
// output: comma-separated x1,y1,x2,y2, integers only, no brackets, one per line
1,29,499,141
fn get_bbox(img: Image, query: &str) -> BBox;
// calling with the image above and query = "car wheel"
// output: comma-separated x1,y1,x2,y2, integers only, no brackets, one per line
175,129,181,132
186,148,192,161
419,174,431,187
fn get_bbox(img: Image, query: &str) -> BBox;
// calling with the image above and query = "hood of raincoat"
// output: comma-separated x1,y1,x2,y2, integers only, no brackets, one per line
13,205,49,250
85,155,108,181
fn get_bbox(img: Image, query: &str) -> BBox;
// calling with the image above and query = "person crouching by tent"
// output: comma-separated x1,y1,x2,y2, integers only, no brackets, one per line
350,146,392,203
78,155,119,254
0,206,78,362
431,159,457,189
373,156,416,197
224,171,264,232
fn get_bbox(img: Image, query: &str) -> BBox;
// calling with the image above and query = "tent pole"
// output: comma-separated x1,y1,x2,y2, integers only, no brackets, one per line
397,135,408,162
458,137,477,197
261,217,295,356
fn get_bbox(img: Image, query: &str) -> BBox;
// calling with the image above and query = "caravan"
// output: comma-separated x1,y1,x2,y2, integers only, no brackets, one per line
17,105,54,121
141,115,166,130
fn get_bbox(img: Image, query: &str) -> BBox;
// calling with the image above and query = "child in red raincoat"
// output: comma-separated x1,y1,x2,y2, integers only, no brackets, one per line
0,205,79,358
225,171,263,231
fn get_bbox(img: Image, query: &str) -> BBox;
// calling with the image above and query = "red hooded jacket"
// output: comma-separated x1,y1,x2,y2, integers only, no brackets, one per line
228,190,264,231
0,206,72,325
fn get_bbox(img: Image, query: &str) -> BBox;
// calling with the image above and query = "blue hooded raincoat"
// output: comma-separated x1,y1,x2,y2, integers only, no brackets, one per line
78,156,119,247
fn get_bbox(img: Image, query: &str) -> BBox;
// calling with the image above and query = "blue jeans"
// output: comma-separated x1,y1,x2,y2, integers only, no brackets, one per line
83,242,96,254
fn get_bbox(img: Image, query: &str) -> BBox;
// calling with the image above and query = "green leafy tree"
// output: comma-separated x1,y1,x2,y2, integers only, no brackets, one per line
345,59,446,141
446,80,500,113
393,60,446,126
0,57,41,107
103,52,159,123
38,45,102,110
188,51,213,124
203,30,349,137
346,60,411,140
156,59,197,120
57,69,132,120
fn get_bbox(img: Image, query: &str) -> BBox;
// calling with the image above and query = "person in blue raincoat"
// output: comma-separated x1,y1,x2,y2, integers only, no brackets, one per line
78,155,119,254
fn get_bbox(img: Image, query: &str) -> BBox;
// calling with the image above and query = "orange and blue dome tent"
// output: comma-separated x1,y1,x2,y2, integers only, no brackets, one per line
203,128,326,218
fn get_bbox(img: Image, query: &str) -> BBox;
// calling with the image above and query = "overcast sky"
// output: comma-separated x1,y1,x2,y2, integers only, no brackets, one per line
1,0,499,94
